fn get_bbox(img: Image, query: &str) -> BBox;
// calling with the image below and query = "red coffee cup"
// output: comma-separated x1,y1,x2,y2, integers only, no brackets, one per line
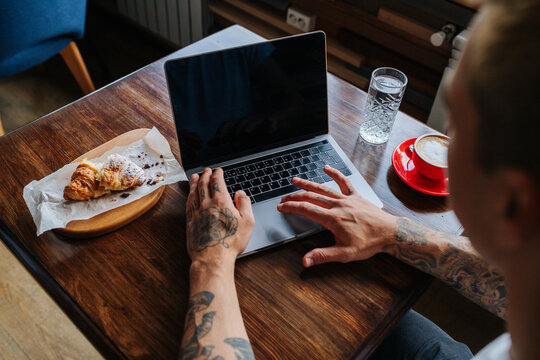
411,134,449,180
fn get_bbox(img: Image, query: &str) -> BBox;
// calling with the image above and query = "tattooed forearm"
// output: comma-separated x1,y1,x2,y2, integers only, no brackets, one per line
395,218,429,246
180,291,218,360
224,338,255,360
390,218,507,319
391,245,437,271
188,207,238,252
180,292,255,360
439,247,506,318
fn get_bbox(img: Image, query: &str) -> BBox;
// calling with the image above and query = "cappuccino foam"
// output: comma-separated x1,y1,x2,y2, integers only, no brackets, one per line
416,136,449,167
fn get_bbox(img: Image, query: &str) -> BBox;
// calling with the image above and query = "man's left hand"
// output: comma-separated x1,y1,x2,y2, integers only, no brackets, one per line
277,165,396,267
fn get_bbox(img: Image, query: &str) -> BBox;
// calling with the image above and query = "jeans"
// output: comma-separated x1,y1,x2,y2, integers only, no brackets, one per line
369,310,473,360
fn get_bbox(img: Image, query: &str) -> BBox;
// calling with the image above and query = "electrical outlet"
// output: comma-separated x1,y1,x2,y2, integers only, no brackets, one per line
286,7,316,32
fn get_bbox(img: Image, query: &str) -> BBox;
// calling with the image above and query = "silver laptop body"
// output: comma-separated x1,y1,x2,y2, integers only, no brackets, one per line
165,31,382,256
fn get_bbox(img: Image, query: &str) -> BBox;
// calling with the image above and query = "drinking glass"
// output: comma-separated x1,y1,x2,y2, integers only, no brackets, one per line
359,67,407,144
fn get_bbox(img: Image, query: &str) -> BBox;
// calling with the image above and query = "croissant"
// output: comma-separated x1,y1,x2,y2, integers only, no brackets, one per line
100,154,146,191
63,162,110,201
64,154,146,201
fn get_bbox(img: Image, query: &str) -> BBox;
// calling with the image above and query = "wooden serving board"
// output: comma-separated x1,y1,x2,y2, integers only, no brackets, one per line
54,128,165,238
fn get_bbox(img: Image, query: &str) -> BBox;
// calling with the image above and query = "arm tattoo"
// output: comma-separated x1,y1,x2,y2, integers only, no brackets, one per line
224,338,255,360
392,217,507,318
188,207,238,252
391,243,437,271
395,218,429,245
180,292,255,360
180,291,218,360
439,247,506,318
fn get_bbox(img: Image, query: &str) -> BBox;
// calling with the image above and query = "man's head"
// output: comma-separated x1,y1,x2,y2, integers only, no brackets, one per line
446,0,540,266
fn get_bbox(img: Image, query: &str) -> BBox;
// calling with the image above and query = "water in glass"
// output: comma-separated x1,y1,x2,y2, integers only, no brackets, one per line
359,74,405,144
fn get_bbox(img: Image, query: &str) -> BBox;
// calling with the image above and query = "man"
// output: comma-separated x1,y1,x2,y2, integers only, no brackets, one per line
179,0,540,358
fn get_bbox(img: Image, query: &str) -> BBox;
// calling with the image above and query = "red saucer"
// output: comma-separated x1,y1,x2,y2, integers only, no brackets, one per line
392,138,449,196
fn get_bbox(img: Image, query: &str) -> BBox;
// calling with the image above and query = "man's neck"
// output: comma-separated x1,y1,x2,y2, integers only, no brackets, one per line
504,251,540,360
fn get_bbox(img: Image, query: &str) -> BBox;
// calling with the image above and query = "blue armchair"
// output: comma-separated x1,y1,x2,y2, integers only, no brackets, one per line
0,0,96,135
0,0,95,96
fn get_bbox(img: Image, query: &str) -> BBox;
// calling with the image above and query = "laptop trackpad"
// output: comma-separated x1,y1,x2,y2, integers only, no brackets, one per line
251,197,322,244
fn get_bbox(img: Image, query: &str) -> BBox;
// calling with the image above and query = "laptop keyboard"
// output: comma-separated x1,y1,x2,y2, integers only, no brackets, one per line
214,140,351,204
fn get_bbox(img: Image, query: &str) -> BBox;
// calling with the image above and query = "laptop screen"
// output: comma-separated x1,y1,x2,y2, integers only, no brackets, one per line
165,31,328,171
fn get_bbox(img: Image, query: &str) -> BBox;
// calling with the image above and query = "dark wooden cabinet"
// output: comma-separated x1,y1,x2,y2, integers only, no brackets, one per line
208,0,476,122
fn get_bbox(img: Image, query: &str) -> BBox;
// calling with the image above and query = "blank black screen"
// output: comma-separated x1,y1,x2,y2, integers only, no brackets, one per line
165,32,328,170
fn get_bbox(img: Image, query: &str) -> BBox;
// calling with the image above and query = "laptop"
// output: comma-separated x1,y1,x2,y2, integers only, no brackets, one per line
164,31,382,256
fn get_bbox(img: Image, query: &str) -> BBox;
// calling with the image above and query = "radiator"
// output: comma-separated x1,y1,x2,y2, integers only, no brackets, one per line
116,0,210,47
427,29,469,133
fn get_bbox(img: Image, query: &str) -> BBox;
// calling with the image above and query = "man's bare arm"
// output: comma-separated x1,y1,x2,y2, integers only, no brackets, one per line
388,217,506,319
181,168,256,359
278,165,506,319
180,261,254,360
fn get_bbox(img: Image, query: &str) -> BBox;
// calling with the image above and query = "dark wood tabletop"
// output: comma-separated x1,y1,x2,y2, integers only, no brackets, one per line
0,26,461,360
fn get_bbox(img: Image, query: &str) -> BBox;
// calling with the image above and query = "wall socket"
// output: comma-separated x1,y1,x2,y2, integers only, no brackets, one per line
286,7,316,32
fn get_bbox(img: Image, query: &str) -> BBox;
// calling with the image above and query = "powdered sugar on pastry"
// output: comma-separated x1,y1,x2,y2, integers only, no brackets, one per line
105,154,124,170
120,160,146,187
64,154,147,201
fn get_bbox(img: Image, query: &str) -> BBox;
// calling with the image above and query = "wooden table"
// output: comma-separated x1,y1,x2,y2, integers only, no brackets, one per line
0,26,461,360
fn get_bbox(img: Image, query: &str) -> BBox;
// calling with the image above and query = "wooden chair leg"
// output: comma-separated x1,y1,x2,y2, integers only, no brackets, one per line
0,114,5,137
60,41,96,95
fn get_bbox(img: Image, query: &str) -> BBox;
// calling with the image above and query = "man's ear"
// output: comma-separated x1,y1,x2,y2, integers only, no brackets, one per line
492,170,540,250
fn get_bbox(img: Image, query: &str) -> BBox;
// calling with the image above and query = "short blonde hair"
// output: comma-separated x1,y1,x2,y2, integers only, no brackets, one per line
465,0,540,174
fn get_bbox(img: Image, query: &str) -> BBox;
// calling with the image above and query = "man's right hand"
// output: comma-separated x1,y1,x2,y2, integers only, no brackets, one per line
186,168,255,266
277,165,397,267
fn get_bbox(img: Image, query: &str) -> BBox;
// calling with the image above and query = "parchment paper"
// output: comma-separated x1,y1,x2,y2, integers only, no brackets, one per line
23,127,187,235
